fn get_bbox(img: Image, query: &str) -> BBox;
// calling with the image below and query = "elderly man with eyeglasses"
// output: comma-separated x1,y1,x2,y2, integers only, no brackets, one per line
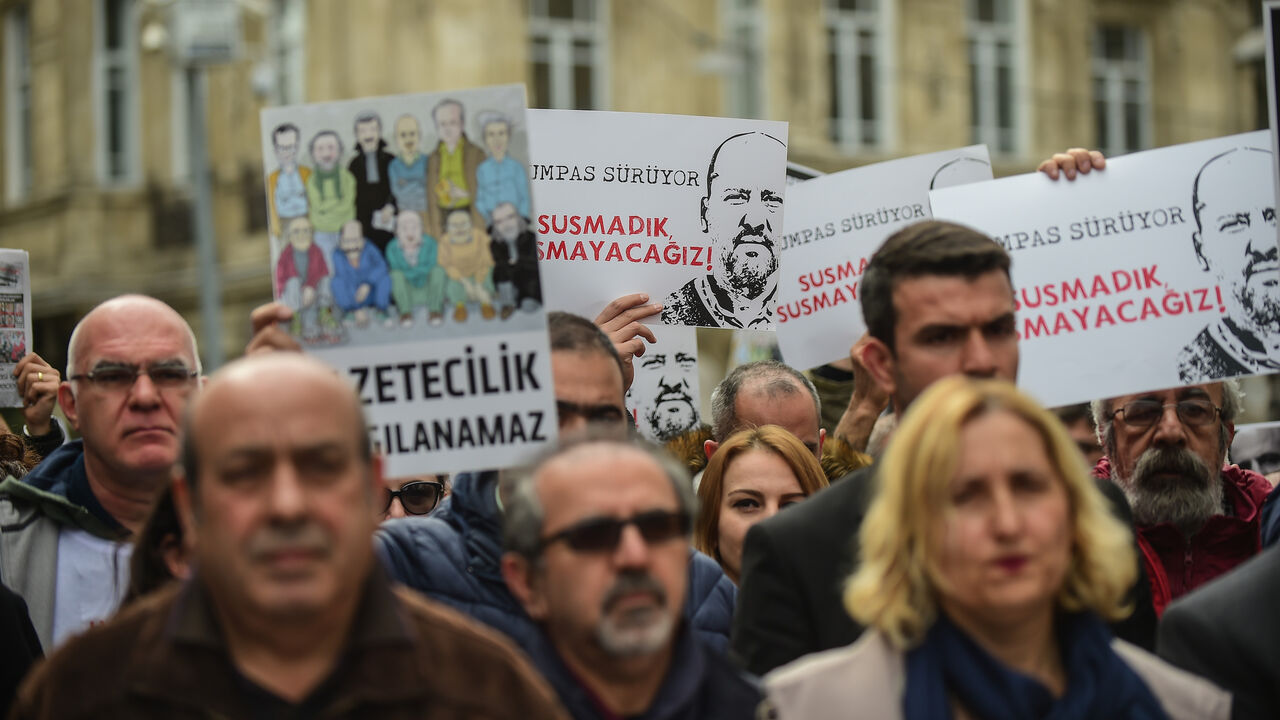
499,434,760,720
0,294,202,650
1090,380,1272,615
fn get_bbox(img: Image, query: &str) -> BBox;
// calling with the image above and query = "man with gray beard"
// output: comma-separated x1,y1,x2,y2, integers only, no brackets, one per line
1091,381,1272,614
500,434,760,719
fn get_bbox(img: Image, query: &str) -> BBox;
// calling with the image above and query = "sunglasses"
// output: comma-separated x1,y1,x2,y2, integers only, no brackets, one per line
538,509,689,554
383,479,446,516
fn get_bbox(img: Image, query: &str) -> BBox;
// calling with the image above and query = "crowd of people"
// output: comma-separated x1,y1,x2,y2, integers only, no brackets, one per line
0,148,1276,719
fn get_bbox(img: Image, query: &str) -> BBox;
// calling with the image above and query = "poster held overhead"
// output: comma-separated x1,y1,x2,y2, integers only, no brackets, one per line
930,130,1277,407
529,109,789,330
775,146,992,371
259,85,557,477
625,325,701,442
0,249,31,408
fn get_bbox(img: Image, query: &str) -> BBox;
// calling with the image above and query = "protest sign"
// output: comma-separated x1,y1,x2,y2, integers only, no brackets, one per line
1231,420,1280,478
529,109,789,330
930,130,1275,407
260,85,557,475
775,146,992,370
625,325,701,442
0,249,30,407
1265,1,1280,209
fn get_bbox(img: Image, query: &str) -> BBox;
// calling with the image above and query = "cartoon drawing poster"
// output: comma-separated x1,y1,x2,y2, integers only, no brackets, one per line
625,325,701,442
529,110,789,330
930,130,1276,407
0,249,31,408
775,146,992,370
259,85,557,476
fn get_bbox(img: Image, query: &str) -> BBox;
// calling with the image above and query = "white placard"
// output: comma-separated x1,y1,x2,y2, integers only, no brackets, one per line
529,110,789,329
0,249,31,408
776,146,992,370
625,325,701,442
1231,420,1280,477
260,85,557,476
931,131,1276,407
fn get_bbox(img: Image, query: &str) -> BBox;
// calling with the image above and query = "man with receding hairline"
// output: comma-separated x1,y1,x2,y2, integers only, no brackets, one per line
0,294,201,649
11,353,568,719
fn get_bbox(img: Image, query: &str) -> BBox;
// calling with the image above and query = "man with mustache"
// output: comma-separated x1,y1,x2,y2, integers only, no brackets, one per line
1090,381,1272,614
11,353,568,719
627,350,699,442
500,434,760,719
661,132,786,329
1177,147,1280,382
0,295,200,650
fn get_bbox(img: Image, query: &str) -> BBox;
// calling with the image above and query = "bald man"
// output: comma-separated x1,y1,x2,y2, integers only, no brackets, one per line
661,132,786,329
12,354,566,719
1178,147,1280,381
0,294,201,649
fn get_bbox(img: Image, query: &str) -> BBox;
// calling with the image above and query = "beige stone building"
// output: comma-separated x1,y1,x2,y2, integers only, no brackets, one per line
0,0,1269,409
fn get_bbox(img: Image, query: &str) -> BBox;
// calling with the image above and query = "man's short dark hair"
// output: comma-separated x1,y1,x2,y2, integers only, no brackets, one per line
547,311,625,380
353,111,381,134
272,122,300,147
860,220,1010,351
709,360,820,443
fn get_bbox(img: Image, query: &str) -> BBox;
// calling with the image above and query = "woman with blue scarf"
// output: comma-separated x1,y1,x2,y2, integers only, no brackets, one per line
761,377,1230,720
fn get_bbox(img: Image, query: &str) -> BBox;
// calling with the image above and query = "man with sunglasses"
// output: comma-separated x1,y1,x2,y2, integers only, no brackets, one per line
0,295,202,650
500,435,760,719
375,312,736,659
1090,380,1272,614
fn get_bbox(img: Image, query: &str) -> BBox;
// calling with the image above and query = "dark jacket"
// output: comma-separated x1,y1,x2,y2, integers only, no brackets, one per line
489,228,541,305
731,464,1157,676
524,623,760,720
1094,457,1271,607
10,567,569,720
1158,543,1280,720
348,140,397,254
0,581,40,719
376,471,737,654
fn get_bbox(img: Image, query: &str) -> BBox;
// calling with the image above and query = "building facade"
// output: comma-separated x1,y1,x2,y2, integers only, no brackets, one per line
0,0,1267,409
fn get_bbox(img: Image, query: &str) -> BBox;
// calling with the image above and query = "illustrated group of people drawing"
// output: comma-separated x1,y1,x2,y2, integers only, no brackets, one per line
267,98,541,343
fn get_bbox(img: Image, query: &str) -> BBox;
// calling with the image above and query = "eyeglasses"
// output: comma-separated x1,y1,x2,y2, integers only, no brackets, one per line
1112,398,1221,429
383,480,446,516
538,509,689,554
69,364,198,392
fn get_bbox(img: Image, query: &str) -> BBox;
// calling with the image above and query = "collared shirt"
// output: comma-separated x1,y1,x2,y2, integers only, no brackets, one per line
274,169,308,219
389,155,429,212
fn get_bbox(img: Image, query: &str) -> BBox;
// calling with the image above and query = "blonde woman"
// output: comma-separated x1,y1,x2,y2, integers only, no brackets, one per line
763,377,1230,720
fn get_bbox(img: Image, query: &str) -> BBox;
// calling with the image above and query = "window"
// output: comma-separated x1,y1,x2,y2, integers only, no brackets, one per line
270,0,305,105
1093,26,1149,156
968,0,1020,155
96,0,139,183
826,0,890,150
722,0,765,119
5,4,32,201
528,0,608,110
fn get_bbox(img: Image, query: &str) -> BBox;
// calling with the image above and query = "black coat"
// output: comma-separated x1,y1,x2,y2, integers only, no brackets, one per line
1158,543,1280,720
489,229,541,306
731,465,1157,677
348,140,397,254
0,582,41,718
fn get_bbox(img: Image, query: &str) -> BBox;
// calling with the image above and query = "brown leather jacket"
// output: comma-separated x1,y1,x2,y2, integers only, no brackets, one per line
11,567,569,720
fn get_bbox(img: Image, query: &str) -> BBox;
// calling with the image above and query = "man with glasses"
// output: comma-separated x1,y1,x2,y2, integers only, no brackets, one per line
499,434,760,719
0,295,201,649
1090,381,1272,611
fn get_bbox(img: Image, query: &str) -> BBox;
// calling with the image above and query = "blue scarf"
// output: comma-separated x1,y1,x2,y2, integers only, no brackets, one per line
903,611,1169,720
